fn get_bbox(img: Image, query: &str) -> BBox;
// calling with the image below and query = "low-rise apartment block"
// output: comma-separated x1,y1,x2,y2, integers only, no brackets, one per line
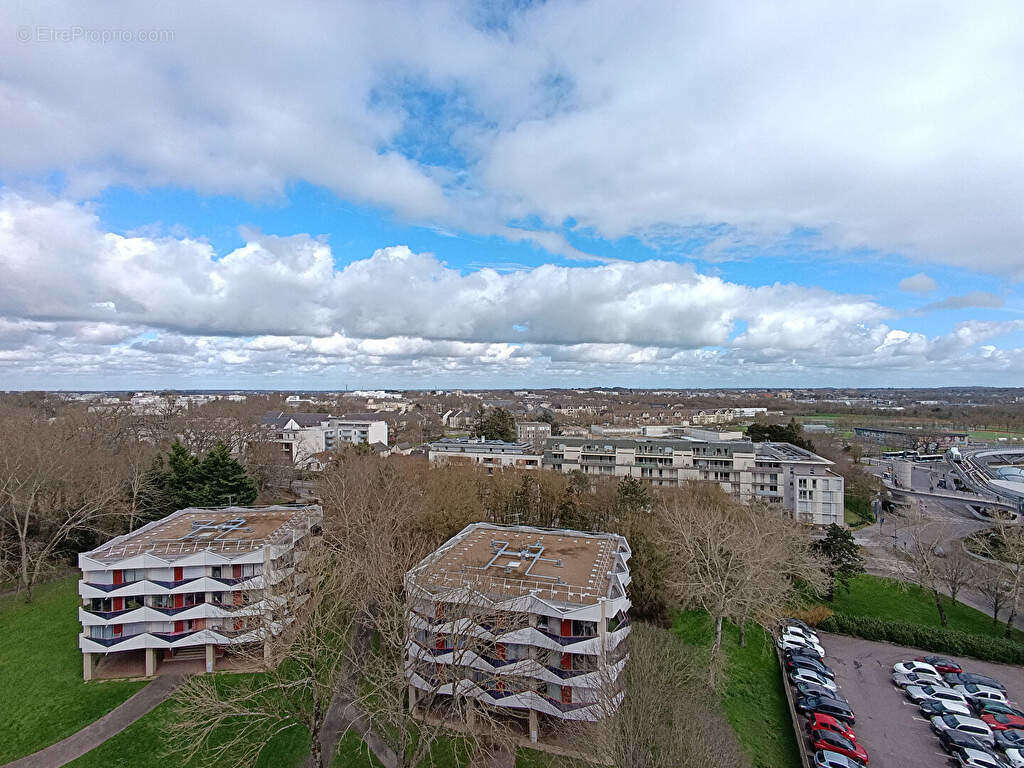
516,421,553,443
260,411,389,468
78,504,322,680
543,436,844,526
405,523,632,746
427,438,541,472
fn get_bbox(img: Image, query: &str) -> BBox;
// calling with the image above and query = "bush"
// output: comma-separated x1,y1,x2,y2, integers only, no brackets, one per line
818,613,1024,664
790,604,834,626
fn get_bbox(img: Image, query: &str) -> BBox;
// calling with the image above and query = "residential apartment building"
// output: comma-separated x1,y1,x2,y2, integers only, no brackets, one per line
427,438,542,472
516,421,552,443
78,504,322,680
543,436,844,526
405,523,632,747
259,411,389,468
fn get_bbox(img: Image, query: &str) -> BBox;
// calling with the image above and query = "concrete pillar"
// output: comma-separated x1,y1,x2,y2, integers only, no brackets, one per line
408,684,418,714
206,643,215,673
145,647,157,676
528,709,538,743
83,652,96,681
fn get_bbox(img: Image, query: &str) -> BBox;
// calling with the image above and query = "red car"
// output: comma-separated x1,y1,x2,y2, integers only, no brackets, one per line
982,713,1024,731
807,713,856,742
811,728,869,764
914,655,962,675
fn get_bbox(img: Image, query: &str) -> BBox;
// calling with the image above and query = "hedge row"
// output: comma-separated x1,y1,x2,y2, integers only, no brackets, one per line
819,613,1024,665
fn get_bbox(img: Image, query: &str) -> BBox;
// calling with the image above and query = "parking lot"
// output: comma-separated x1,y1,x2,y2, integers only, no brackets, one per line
819,632,1024,768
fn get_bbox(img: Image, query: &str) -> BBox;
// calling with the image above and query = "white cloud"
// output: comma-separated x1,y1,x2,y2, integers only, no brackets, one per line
898,273,938,293
916,290,1005,313
1,2,1023,273
0,193,1022,388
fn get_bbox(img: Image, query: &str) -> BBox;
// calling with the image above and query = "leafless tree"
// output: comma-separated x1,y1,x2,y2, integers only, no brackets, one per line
898,510,951,626
936,545,977,606
975,562,1009,627
975,521,1024,637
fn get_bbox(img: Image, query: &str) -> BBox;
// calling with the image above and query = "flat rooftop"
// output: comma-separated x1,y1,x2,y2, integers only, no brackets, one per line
754,441,832,463
84,505,320,562
411,523,622,606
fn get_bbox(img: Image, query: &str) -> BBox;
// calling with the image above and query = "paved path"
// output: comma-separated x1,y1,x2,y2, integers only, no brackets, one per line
2,674,184,768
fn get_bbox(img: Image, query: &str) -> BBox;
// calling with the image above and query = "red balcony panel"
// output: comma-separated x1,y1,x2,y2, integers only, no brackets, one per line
173,567,183,582
561,685,572,704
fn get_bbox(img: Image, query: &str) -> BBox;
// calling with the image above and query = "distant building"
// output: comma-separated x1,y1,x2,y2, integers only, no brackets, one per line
853,426,968,452
516,421,552,443
259,411,389,468
543,435,844,526
427,437,541,473
405,522,631,747
79,505,322,680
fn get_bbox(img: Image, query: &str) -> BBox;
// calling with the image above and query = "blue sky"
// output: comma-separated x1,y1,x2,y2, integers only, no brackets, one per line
1,1,1023,389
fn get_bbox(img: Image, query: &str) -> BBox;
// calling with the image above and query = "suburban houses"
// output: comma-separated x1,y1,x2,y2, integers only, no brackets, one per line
78,504,322,680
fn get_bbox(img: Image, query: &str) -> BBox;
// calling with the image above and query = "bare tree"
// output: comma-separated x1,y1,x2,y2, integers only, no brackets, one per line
898,511,951,626
975,562,1008,627
975,522,1024,638
936,545,977,606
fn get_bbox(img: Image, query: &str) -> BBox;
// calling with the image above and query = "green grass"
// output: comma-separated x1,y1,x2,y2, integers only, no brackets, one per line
831,574,1021,640
969,430,1024,442
0,577,147,763
673,612,799,768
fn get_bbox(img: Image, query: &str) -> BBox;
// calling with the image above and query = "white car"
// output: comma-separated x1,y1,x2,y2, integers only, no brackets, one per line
1004,748,1024,768
905,684,969,707
953,684,1008,705
778,633,825,657
783,624,820,643
893,660,942,681
931,714,995,746
790,668,837,692
956,747,1008,768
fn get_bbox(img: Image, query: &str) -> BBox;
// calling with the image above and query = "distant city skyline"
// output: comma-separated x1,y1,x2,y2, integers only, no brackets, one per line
3,2,1023,389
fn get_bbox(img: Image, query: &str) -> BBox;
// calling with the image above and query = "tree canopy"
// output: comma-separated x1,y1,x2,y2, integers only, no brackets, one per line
471,407,516,442
154,441,258,510
745,419,814,450
811,523,865,601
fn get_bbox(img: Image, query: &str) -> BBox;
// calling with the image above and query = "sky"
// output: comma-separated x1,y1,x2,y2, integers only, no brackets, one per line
1,1,1023,390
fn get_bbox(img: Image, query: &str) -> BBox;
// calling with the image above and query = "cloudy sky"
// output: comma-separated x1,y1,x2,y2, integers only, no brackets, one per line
2,1,1023,390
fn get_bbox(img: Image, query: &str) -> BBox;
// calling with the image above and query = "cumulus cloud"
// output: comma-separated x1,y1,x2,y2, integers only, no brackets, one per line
0,193,1022,388
2,1,1024,273
898,273,938,293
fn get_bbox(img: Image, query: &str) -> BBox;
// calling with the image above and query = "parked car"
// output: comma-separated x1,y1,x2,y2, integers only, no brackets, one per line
905,684,969,707
955,747,1011,768
894,670,946,688
791,668,838,691
784,624,820,643
813,750,863,768
981,713,1024,732
932,714,996,746
797,682,848,703
920,699,973,718
797,695,855,725
939,729,999,756
810,730,868,764
786,655,835,680
893,660,941,679
807,713,856,743
778,634,825,657
995,730,1024,751
955,684,1009,706
945,673,1007,692
1004,748,1024,768
915,655,963,674
975,701,1024,719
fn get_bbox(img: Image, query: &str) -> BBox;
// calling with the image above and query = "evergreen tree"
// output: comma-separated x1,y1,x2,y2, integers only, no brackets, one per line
812,523,865,601
473,407,516,441
196,443,259,507
166,440,201,510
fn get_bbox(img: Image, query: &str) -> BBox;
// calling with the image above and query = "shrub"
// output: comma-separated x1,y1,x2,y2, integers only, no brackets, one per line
818,613,1024,664
791,604,834,627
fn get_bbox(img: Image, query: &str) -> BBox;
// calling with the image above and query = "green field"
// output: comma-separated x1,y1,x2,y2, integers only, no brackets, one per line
0,578,147,764
673,612,799,768
969,430,1024,442
831,574,1018,640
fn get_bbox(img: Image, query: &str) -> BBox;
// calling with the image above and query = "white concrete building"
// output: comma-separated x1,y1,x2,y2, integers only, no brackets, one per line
405,523,631,746
543,436,844,526
516,421,553,443
78,505,322,680
427,438,541,472
259,411,389,468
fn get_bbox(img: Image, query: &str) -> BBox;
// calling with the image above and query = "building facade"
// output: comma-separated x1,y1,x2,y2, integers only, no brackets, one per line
427,438,542,472
405,523,632,746
516,421,553,443
853,426,969,452
260,411,389,467
78,505,322,680
543,436,844,526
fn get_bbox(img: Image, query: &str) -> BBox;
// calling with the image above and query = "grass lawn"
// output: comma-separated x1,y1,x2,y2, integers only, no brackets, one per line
674,611,799,768
830,574,1020,640
969,430,1024,442
0,577,147,764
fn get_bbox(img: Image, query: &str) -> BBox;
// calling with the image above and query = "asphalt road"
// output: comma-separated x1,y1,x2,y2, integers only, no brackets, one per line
820,632,1024,768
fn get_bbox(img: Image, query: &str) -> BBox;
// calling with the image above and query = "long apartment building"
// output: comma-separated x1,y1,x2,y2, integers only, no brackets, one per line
405,523,631,747
543,435,844,526
427,437,542,472
78,504,322,680
260,411,389,468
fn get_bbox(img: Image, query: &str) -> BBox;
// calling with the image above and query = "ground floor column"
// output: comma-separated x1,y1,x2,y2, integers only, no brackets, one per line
145,647,157,676
205,643,215,673
528,709,538,743
83,652,96,681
